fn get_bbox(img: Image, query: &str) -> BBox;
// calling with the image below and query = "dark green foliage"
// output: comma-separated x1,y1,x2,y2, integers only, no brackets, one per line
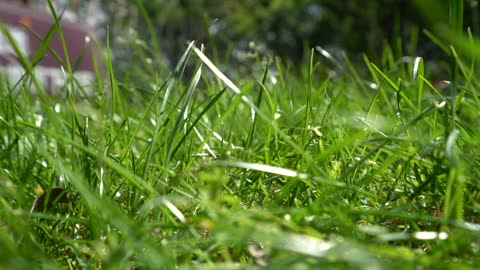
105,0,434,65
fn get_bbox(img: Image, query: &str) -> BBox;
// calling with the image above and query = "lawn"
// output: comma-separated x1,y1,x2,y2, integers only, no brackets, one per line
1,1,480,269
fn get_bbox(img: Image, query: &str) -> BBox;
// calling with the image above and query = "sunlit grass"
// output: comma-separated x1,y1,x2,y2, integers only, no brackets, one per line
1,0,480,269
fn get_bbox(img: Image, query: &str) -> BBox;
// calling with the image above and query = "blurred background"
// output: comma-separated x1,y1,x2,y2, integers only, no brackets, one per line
3,0,479,76
103,0,477,63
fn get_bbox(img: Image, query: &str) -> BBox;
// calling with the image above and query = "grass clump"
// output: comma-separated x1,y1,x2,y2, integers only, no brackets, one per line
1,1,480,269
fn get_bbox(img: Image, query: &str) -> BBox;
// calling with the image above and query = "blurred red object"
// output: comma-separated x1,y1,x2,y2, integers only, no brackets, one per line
0,1,101,93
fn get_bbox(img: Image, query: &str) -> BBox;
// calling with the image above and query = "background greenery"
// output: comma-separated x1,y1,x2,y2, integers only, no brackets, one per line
105,0,477,67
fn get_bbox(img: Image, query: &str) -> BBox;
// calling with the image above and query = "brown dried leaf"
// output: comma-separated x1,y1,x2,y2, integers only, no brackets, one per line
31,187,69,212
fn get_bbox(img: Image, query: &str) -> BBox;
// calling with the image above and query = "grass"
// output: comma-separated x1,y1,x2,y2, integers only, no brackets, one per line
1,0,480,269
